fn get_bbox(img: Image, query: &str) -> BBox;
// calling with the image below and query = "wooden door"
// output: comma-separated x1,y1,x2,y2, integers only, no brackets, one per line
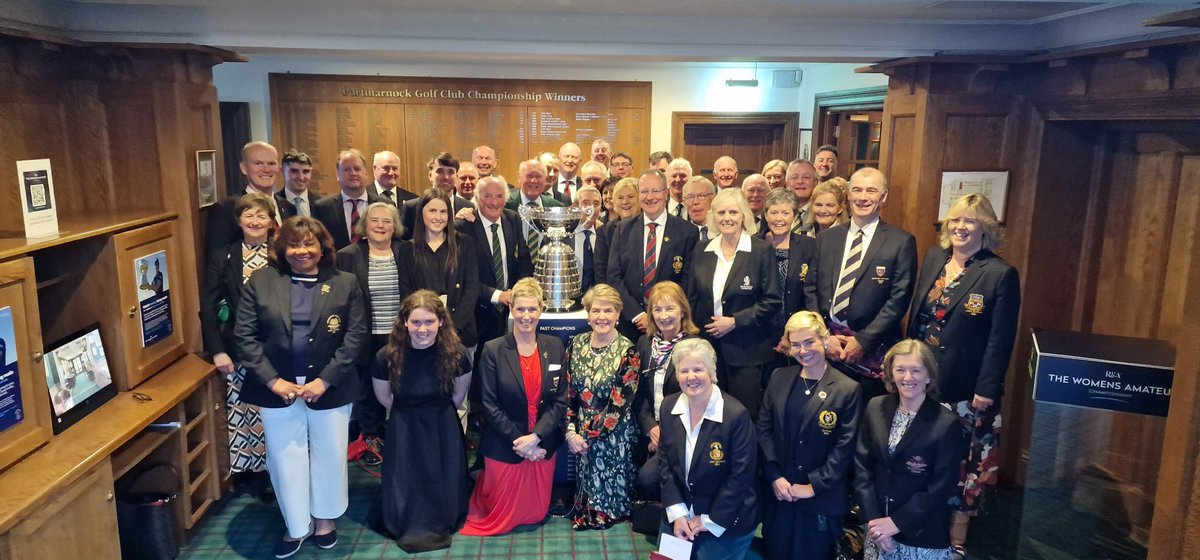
0,258,51,472
0,459,121,559
109,221,187,389
671,112,800,183
820,109,883,178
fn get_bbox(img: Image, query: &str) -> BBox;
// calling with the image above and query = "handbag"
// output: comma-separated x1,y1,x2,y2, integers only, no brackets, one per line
116,463,180,560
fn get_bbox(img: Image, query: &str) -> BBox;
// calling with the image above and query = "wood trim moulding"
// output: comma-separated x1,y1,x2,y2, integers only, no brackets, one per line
812,87,888,153
1035,89,1200,121
0,27,244,62
670,112,801,163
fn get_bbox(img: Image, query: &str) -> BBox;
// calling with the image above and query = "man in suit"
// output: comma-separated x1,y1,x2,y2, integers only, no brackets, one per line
786,159,819,224
280,149,317,218
665,158,691,220
648,150,672,173
609,151,634,180
741,173,770,233
607,170,699,340
538,151,560,195
814,145,840,182
312,149,384,250
713,155,739,190
552,142,582,203
457,162,480,204
205,141,296,251
506,159,564,256
401,152,476,238
571,185,603,296
369,150,415,204
683,176,716,243
458,175,533,349
805,167,916,396
589,139,611,166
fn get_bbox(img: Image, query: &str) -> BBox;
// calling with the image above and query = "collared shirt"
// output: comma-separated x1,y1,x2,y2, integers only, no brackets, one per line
642,212,669,273
839,217,880,281
339,190,369,240
245,186,282,224
480,213,509,304
670,199,687,220
664,386,727,537
285,189,313,217
704,232,752,317
374,181,401,204
573,222,597,270
557,175,579,203
519,192,543,239
798,201,812,224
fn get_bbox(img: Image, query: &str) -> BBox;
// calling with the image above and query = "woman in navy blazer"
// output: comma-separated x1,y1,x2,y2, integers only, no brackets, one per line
462,278,568,536
906,194,1020,555
855,340,967,559
758,311,862,559
688,189,782,418
632,281,699,500
234,216,368,557
658,338,758,560
759,188,818,367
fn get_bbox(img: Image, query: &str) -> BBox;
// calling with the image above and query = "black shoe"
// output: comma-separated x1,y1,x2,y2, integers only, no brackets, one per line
361,436,383,467
273,535,307,559
312,530,338,550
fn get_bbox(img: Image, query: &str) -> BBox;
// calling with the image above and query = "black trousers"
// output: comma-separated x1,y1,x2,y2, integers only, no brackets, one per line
349,333,389,439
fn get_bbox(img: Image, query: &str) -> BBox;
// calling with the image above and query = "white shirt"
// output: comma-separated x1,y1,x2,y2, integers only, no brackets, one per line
557,175,579,203
839,217,880,279
573,222,597,271
664,386,728,537
670,199,687,219
339,191,369,240
704,232,753,317
641,212,669,274
374,181,401,203
519,192,544,239
480,213,509,304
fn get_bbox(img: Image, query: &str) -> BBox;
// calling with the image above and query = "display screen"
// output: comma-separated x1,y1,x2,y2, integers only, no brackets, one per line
44,328,113,417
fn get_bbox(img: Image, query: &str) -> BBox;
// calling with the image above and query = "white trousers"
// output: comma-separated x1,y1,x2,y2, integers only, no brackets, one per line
260,400,352,538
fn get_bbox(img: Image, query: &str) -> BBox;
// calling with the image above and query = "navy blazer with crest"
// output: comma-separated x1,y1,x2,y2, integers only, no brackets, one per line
608,213,699,327
477,333,569,464
804,220,917,354
772,232,818,330
456,209,534,351
658,390,759,538
632,332,692,437
906,247,1021,403
854,394,967,550
688,235,783,367
757,365,862,515
233,266,368,409
310,191,389,250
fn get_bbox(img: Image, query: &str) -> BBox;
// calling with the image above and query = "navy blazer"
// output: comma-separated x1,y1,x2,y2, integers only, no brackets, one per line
203,193,296,252
607,214,699,326
774,232,818,330
477,334,568,464
233,266,368,409
200,241,257,360
367,183,416,204
805,221,917,354
396,234,482,347
658,391,759,537
854,394,967,549
632,333,691,437
310,192,388,250
593,218,622,283
757,365,862,515
688,235,782,367
907,247,1021,402
400,194,475,241
335,239,407,346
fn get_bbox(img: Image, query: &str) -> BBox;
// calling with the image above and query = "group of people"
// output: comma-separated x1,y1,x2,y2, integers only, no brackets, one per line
200,138,1021,560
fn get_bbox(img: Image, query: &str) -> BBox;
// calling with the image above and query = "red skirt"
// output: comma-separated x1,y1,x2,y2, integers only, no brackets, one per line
460,454,556,536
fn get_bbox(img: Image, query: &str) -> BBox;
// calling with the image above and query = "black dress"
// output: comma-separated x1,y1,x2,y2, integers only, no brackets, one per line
370,345,471,552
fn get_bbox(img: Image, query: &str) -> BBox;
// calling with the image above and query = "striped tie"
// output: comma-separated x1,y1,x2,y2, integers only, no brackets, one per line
831,229,864,324
525,202,540,254
490,223,506,288
643,222,658,302
349,199,362,245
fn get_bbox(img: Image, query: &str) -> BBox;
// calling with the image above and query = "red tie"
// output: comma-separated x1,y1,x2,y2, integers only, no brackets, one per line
563,179,572,201
643,222,658,302
349,199,362,244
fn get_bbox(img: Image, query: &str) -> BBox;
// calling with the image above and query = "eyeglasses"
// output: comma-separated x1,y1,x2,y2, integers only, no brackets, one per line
611,161,633,169
682,193,714,202
638,188,666,196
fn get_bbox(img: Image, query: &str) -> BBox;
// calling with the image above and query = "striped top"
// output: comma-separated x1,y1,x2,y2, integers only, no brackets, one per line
368,254,401,334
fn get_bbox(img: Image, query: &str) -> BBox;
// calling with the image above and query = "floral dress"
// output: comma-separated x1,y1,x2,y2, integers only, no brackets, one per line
564,332,641,530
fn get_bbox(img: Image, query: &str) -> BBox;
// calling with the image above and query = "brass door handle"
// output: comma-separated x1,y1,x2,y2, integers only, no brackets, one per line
128,305,137,318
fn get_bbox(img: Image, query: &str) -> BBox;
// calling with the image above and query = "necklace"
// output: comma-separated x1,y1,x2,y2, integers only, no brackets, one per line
800,376,818,396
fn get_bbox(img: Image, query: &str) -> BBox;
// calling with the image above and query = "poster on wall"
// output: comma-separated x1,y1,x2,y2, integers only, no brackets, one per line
0,307,25,435
938,171,1009,222
16,158,60,238
135,250,174,347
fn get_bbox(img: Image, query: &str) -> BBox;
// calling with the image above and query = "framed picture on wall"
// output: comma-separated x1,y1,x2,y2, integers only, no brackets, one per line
196,150,217,208
938,170,1010,222
799,128,813,160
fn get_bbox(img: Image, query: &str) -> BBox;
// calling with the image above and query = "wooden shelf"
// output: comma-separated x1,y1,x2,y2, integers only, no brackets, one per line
186,471,209,495
111,428,176,480
0,210,176,261
185,440,209,464
0,354,214,533
184,410,208,434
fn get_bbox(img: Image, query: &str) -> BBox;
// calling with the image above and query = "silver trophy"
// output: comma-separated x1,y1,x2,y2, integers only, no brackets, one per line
519,205,594,312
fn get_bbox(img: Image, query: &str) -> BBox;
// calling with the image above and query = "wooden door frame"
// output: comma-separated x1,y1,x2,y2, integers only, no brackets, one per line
671,112,801,163
812,86,887,151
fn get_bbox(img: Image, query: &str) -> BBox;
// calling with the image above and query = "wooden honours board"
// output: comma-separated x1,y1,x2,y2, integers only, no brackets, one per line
270,74,652,195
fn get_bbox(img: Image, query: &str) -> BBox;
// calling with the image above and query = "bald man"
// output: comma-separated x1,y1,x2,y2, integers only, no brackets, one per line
713,156,739,189
312,148,387,249
741,173,770,232
204,141,296,251
553,142,583,202
370,150,415,204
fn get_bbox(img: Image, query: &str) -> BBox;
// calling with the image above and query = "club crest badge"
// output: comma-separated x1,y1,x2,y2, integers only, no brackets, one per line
873,266,888,284
741,275,752,290
673,255,683,273
799,263,809,281
326,314,341,334
320,284,331,294
818,410,838,432
906,455,928,474
965,293,985,316
708,442,725,466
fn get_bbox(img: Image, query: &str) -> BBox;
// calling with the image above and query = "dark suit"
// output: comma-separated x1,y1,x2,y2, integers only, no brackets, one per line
311,192,387,250
456,211,534,348
688,235,781,416
397,234,481,347
505,192,564,211
200,241,254,360
552,176,580,205
477,334,568,463
368,183,416,204
401,194,476,241
907,247,1021,403
774,232,818,329
607,214,699,339
658,391,759,538
233,266,368,409
805,220,917,357
854,394,967,550
204,192,297,251
593,218,622,284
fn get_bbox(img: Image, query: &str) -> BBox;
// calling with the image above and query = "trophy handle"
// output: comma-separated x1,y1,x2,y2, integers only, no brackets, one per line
518,204,546,234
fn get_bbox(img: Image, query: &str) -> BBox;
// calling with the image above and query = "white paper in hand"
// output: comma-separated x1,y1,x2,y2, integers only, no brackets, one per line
658,532,693,560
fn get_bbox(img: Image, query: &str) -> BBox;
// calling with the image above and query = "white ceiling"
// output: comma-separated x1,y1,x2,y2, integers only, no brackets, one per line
2,1,1197,64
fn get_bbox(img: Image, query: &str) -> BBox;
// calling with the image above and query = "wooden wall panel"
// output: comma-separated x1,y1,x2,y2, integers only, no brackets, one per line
270,74,652,194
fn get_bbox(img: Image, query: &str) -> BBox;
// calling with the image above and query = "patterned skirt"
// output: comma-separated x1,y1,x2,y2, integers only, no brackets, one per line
864,539,952,560
225,366,267,473
950,398,1001,515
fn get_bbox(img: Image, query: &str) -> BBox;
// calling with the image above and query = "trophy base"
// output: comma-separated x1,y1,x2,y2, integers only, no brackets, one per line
544,298,580,313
